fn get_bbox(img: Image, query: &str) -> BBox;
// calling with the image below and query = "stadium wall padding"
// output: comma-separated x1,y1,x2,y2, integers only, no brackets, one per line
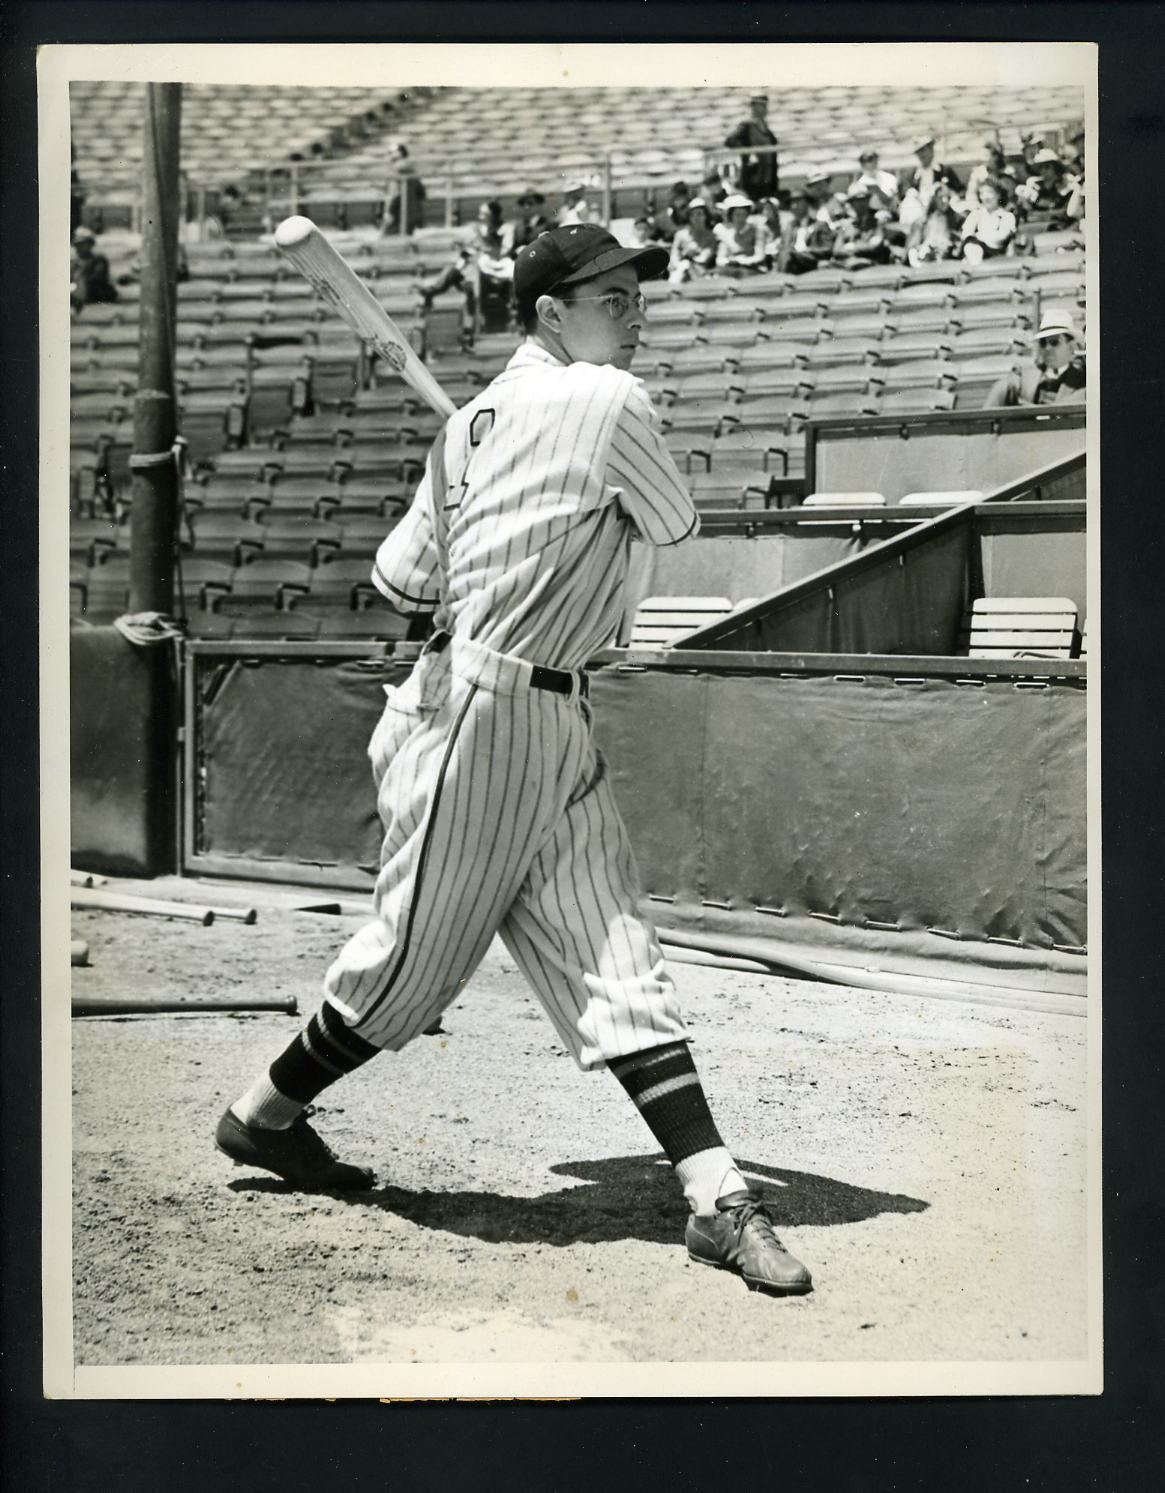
184,648,1086,995
590,664,1087,996
187,652,415,884
71,625,178,875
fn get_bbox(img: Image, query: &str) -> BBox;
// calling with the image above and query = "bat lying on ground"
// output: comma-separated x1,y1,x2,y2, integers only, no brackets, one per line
273,215,456,418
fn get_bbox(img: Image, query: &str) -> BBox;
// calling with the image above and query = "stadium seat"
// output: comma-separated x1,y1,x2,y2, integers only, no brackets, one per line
960,597,1078,659
803,491,886,507
629,596,734,649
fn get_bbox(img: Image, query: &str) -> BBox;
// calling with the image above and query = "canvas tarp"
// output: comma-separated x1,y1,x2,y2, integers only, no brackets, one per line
590,663,1086,996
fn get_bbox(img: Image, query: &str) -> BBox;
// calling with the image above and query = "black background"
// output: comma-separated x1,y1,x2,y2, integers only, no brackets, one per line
3,4,1162,1488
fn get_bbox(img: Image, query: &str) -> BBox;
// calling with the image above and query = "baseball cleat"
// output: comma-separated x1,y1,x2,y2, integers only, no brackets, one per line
215,1108,375,1191
685,1189,813,1296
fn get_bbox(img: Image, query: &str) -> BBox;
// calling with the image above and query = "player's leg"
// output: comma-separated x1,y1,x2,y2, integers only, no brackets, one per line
215,688,435,1189
500,741,812,1294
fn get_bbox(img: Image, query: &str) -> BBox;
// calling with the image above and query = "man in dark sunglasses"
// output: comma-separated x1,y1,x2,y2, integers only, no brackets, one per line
984,309,1086,407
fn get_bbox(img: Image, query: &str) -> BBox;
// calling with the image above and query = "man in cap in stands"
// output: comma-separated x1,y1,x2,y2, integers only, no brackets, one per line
725,93,779,202
848,149,899,212
502,189,553,258
70,225,119,312
775,186,835,274
983,309,1086,408
898,136,963,231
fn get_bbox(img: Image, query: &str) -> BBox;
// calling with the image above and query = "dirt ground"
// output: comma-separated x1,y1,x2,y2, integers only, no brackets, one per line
66,878,1092,1375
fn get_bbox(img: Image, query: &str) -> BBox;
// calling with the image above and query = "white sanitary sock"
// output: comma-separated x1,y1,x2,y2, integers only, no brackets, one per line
230,1075,304,1131
675,1147,750,1216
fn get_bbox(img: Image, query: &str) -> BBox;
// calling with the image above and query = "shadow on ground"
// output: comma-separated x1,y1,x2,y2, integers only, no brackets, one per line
230,1153,927,1247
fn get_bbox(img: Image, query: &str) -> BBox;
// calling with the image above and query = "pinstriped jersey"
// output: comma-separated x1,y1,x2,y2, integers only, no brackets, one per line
372,342,699,671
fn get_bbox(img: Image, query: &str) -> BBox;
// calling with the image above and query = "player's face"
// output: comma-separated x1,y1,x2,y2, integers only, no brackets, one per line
555,264,647,372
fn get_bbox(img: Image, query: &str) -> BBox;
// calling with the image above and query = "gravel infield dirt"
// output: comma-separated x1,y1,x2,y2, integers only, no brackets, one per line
66,882,1092,1376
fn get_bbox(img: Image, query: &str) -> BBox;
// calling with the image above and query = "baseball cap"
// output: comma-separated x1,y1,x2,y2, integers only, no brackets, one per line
72,225,95,243
913,136,936,154
1034,147,1062,165
1035,310,1077,341
721,192,755,212
805,170,830,187
514,224,668,304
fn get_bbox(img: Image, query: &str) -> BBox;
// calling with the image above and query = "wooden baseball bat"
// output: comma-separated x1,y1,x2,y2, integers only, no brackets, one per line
273,215,457,418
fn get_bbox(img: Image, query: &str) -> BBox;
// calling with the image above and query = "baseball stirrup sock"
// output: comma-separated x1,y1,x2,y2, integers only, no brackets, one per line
232,1001,380,1130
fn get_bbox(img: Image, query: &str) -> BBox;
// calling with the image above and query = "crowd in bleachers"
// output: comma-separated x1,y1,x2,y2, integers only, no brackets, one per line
67,82,1088,636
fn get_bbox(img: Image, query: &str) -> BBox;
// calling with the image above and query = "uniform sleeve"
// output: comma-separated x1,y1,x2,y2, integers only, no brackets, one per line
606,378,700,546
371,459,443,613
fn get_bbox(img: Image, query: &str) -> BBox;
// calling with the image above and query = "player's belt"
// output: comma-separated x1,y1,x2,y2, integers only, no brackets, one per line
530,664,590,699
425,630,589,699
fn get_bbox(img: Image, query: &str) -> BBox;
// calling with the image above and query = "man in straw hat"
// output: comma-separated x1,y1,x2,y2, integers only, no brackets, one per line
983,309,1086,407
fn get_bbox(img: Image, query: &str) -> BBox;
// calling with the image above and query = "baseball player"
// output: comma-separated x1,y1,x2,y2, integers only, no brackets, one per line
216,224,812,1298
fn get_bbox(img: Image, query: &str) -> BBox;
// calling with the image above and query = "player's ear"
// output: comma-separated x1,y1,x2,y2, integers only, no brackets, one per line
535,293,562,330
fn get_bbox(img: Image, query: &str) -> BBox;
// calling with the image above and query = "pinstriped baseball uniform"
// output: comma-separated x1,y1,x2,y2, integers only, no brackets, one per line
322,343,699,1069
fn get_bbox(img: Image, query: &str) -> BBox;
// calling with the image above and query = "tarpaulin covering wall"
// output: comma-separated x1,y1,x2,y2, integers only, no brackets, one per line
186,648,412,886
71,624,178,875
808,407,1086,503
183,644,1086,996
589,662,1087,996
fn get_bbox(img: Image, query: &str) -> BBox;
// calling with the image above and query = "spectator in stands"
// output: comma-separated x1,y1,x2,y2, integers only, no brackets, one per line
848,149,899,211
657,181,692,241
725,93,779,202
898,137,963,231
385,143,426,236
982,309,1086,408
776,187,834,273
70,226,118,312
700,166,729,208
1015,148,1079,228
905,181,964,266
1017,134,1044,184
714,193,771,275
70,143,85,237
959,177,1017,264
803,171,841,229
558,183,593,227
502,190,553,257
629,211,668,246
1061,124,1086,173
667,198,719,283
965,138,1009,204
420,199,513,341
829,188,893,271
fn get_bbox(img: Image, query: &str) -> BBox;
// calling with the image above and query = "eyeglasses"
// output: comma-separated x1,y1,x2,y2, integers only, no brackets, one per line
559,289,648,320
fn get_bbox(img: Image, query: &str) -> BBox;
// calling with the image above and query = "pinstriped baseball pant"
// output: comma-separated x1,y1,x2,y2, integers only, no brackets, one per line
322,636,689,1070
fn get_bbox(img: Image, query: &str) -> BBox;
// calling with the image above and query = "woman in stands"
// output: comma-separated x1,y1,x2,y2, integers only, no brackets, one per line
668,197,719,283
714,193,772,276
905,181,965,267
959,177,1017,265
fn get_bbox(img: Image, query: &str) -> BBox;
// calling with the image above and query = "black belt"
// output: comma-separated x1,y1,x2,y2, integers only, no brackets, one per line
424,631,589,698
530,664,589,699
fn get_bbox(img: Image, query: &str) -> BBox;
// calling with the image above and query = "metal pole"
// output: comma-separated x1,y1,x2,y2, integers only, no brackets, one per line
129,82,182,616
